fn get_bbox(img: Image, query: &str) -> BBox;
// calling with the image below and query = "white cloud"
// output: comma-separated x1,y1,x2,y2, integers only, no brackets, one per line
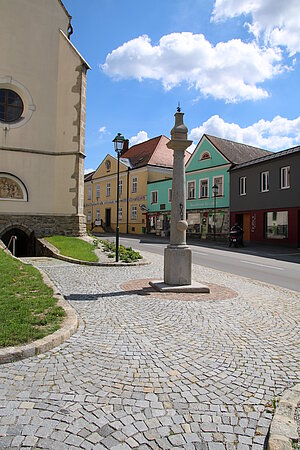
129,130,149,146
102,32,283,103
189,115,300,151
211,0,300,56
84,168,95,175
99,126,107,133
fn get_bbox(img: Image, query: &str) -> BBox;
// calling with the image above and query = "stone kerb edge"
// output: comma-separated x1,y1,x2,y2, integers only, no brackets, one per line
268,383,300,450
38,237,150,266
0,250,79,364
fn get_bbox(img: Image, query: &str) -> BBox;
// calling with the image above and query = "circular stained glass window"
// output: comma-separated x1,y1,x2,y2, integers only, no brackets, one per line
0,89,24,123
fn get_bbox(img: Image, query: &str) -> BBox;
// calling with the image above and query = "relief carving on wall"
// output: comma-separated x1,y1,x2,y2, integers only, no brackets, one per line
0,177,24,200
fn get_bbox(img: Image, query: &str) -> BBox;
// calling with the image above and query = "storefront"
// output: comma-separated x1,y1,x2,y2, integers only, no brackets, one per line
187,208,229,239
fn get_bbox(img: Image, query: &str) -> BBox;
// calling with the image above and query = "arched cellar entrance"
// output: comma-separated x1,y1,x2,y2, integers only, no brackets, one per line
1,227,36,257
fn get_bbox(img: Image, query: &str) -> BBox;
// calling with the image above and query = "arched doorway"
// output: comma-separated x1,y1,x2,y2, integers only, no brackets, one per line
1,227,35,257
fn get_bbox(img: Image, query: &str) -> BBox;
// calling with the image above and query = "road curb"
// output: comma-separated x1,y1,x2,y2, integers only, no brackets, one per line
0,263,79,365
38,238,150,267
268,383,300,450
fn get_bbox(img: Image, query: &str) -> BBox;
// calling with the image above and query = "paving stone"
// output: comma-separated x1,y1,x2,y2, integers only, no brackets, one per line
1,253,299,449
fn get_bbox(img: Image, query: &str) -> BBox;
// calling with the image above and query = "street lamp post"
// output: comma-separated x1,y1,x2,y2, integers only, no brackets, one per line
212,184,218,241
113,133,125,262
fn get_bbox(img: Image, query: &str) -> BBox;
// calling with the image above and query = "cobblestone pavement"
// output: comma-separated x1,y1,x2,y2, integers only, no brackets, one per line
1,252,299,450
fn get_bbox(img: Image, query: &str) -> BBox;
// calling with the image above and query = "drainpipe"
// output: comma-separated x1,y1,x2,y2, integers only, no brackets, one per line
126,168,130,234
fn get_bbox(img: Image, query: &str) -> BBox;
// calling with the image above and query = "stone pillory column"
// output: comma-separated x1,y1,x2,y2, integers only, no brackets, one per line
150,108,210,293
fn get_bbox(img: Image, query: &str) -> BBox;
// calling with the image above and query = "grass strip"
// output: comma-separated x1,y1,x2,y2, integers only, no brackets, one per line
45,235,98,262
0,249,65,347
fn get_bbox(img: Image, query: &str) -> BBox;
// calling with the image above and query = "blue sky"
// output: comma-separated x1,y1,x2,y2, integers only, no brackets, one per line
63,0,300,173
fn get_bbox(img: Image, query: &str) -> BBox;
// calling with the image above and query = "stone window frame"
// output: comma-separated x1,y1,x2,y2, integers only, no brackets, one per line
96,184,100,198
119,178,123,196
151,190,158,204
0,76,36,130
131,205,137,221
199,178,209,199
239,176,246,196
187,180,196,199
0,89,24,123
87,185,92,200
0,172,28,202
131,176,138,194
280,166,290,189
119,206,123,222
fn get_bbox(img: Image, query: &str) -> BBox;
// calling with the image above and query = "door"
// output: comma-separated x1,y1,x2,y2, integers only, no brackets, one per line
105,208,111,227
243,213,251,241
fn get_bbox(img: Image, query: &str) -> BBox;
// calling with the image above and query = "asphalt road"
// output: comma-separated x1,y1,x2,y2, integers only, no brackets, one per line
113,235,300,292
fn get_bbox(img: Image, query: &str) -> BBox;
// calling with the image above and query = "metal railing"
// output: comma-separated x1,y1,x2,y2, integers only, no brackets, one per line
7,235,17,256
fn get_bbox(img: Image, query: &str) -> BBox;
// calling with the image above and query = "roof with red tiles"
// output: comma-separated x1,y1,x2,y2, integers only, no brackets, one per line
122,135,191,169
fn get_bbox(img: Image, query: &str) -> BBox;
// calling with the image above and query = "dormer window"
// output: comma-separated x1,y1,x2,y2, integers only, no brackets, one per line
200,151,211,161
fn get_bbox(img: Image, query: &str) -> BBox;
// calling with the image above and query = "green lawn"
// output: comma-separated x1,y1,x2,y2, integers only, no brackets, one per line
45,235,98,262
0,249,65,347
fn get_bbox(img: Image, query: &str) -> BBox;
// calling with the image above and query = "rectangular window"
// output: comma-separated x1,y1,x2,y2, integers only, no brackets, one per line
131,176,138,193
280,166,290,189
213,176,223,197
119,207,123,222
261,171,269,192
106,182,111,197
239,177,246,196
199,179,209,198
168,188,172,203
96,209,100,221
87,211,91,222
87,186,91,200
96,184,100,198
131,205,137,220
187,180,196,199
119,179,123,196
265,211,288,239
151,191,158,204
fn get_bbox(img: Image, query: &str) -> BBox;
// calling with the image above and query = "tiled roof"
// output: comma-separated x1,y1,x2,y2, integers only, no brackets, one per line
205,135,272,164
231,145,300,170
121,135,191,169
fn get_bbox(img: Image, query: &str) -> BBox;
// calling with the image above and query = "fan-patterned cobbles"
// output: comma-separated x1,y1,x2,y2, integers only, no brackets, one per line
0,253,299,449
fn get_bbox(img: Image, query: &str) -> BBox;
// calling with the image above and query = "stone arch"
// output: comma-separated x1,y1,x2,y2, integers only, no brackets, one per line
0,173,28,201
0,224,35,257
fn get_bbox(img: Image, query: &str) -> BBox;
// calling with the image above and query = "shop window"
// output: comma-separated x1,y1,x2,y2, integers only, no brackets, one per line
131,205,137,220
208,212,226,234
187,181,196,199
239,177,246,196
151,191,158,204
131,177,138,193
265,211,288,239
199,179,209,198
96,184,100,198
213,176,223,196
106,182,111,197
168,188,172,203
280,167,290,189
261,171,269,192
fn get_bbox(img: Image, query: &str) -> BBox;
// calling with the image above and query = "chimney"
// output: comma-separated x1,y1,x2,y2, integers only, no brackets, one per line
121,139,129,155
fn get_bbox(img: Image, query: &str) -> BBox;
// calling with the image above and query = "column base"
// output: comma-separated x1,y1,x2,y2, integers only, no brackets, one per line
164,245,192,285
149,280,210,293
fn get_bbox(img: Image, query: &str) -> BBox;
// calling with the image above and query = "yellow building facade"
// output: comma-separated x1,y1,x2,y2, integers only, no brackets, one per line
84,136,174,235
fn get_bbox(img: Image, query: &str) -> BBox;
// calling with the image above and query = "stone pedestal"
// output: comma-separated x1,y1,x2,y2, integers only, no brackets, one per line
164,246,191,285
